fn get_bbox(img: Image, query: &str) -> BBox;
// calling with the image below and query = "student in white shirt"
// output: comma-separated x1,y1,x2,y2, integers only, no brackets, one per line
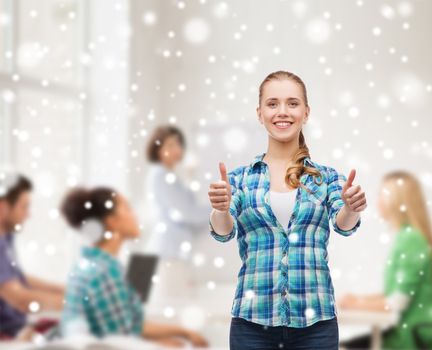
144,125,209,259
144,126,210,302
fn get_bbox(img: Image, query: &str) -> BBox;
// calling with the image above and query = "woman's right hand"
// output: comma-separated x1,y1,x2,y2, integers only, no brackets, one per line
208,162,232,213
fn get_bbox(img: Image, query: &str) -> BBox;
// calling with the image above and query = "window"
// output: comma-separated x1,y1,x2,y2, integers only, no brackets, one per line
17,0,80,85
0,0,11,72
0,0,84,168
0,0,87,279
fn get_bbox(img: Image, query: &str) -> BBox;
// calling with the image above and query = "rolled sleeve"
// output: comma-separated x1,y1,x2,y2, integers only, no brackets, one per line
326,167,361,237
209,214,237,243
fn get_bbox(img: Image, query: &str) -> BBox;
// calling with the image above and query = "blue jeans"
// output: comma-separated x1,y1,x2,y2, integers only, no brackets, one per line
230,316,339,350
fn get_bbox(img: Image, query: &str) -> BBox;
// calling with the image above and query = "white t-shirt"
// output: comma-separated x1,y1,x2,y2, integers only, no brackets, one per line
269,190,297,230
144,164,210,260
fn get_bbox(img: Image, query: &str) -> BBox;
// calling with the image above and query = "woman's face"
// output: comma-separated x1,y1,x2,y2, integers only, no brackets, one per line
158,135,184,168
256,79,310,143
104,195,140,239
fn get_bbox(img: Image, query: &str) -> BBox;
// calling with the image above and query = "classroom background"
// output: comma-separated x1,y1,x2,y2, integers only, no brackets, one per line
1,0,431,348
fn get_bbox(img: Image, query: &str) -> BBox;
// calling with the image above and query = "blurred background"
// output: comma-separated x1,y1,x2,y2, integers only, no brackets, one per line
1,0,431,348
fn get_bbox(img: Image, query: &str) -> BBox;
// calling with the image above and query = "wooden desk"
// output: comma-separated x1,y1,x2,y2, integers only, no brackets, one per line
338,310,399,350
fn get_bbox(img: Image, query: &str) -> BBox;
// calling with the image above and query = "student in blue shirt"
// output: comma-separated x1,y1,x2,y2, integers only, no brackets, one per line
207,70,367,350
0,173,64,340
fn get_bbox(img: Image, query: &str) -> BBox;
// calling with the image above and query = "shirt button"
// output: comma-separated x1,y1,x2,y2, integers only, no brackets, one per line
282,272,287,277
281,290,287,296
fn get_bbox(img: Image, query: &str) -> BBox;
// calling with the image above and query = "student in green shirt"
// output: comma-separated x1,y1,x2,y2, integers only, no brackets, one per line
340,170,432,349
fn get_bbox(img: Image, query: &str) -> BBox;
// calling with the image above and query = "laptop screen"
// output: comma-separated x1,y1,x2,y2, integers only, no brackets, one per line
126,253,159,303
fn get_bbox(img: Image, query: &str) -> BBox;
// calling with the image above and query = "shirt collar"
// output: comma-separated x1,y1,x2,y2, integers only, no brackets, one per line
400,223,413,232
81,246,118,265
250,153,315,168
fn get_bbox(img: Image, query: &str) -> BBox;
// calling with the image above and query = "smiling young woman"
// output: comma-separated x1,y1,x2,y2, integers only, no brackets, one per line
207,70,367,350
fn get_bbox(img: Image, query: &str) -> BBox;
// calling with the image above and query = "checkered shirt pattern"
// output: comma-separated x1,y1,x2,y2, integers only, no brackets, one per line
61,247,143,337
210,154,361,327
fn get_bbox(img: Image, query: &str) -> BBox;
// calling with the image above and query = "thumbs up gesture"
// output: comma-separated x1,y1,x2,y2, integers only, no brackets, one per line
208,162,232,213
341,169,367,212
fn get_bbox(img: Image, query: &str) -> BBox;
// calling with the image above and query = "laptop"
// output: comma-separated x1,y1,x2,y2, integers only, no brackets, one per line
126,253,159,303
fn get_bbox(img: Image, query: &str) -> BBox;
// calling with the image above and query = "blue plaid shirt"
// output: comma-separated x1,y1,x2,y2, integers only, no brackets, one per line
61,247,143,338
210,154,361,327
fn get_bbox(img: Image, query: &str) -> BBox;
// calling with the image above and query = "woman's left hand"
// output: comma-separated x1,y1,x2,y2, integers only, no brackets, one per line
342,169,367,212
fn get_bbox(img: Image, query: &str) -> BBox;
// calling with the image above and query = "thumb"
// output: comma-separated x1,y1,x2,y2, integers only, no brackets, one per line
219,162,228,183
343,169,356,192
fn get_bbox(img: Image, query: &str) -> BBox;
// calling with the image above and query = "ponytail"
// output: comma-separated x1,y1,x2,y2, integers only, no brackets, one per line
285,130,322,191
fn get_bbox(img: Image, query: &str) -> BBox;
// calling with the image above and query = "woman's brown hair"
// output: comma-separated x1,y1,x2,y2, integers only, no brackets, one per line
146,125,186,163
0,174,33,206
258,70,322,189
61,187,117,229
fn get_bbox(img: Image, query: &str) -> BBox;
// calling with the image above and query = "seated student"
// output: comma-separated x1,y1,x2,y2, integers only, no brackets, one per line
60,187,208,348
339,171,432,349
0,172,64,339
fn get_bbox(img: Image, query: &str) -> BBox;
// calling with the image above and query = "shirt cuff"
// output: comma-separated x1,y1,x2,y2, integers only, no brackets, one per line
332,207,361,236
209,215,237,243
